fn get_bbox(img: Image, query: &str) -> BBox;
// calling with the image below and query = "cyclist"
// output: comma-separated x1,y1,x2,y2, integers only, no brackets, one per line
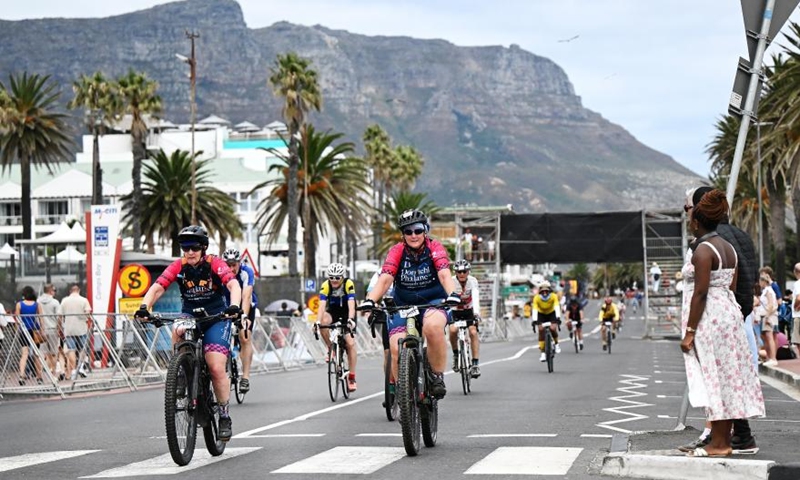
135,225,242,442
565,296,585,350
222,248,258,394
616,296,626,332
317,263,358,392
448,259,482,378
361,209,461,399
599,296,620,351
532,281,561,362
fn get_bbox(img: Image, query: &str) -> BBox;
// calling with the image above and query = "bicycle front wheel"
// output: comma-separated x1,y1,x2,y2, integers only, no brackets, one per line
202,376,227,456
328,345,339,402
607,329,613,354
165,351,197,466
397,346,421,456
420,347,438,448
545,332,554,373
573,330,579,354
459,340,469,395
340,342,351,400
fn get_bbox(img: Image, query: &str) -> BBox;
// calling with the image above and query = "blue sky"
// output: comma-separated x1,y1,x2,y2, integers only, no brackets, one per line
4,1,800,177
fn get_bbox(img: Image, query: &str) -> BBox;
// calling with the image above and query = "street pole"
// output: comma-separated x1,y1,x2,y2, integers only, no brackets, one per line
756,122,765,270
301,123,309,310
726,0,775,205
186,30,200,225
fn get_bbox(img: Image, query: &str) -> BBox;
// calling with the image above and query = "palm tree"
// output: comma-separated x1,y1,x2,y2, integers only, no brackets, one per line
393,145,424,191
0,73,74,239
252,125,371,276
121,149,242,257
363,124,396,247
68,71,121,206
268,52,322,277
116,69,162,252
375,191,440,256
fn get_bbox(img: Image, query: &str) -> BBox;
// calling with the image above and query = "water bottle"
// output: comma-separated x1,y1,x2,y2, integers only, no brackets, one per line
406,316,419,337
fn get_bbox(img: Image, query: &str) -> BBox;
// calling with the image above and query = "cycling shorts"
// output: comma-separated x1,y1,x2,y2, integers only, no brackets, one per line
566,317,583,329
198,317,233,356
534,311,560,325
451,309,480,331
387,301,447,337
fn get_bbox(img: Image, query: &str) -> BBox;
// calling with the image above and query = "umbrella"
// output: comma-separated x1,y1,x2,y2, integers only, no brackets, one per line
263,299,299,313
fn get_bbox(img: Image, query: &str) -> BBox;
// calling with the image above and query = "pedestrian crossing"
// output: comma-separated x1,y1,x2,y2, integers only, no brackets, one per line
0,444,591,477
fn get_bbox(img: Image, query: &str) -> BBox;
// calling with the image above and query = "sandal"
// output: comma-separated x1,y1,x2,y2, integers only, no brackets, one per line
686,447,732,458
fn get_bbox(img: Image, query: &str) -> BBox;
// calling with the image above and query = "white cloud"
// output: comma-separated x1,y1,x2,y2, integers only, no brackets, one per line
3,0,799,177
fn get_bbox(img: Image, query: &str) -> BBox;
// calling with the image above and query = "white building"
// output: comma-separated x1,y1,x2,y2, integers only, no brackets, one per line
0,116,338,277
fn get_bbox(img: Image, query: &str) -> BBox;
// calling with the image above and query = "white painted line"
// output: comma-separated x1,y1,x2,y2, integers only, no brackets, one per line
468,434,557,438
657,395,683,399
81,448,260,478
236,346,535,439
596,374,654,434
658,414,800,424
355,433,402,437
654,380,683,384
465,447,582,475
760,375,800,402
581,434,613,438
654,371,685,375
244,434,325,438
272,447,405,474
654,370,661,374
0,451,100,473
658,415,671,419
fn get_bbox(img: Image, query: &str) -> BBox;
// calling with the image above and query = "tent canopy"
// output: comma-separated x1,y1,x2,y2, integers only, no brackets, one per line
53,245,85,263
17,221,86,244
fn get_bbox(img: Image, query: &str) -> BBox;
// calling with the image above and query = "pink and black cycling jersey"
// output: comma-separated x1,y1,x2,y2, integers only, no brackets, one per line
381,237,450,306
157,255,235,315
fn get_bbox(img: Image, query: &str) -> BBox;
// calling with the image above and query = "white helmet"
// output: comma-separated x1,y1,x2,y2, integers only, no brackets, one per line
326,263,346,278
222,248,241,263
538,281,552,291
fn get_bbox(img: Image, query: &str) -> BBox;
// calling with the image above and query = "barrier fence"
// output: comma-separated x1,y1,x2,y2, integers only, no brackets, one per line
0,312,532,399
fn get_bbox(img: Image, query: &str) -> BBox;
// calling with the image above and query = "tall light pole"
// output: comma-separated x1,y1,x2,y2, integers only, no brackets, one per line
177,30,199,224
755,121,773,270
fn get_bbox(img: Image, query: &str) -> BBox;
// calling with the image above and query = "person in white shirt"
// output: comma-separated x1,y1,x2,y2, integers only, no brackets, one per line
448,260,482,378
650,262,662,293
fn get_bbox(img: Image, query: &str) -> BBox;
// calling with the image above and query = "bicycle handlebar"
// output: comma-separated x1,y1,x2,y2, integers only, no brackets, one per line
314,321,355,339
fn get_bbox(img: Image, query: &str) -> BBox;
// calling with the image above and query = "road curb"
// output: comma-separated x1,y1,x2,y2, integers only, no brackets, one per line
759,363,800,388
768,463,800,480
601,451,774,480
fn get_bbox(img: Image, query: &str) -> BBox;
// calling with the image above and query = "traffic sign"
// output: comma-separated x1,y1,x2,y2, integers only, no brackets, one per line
305,278,316,292
118,263,151,297
740,0,799,63
502,285,530,297
118,297,144,316
307,294,320,315
729,57,763,119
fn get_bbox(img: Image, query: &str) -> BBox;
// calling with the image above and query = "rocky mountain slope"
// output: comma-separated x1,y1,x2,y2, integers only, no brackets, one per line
0,0,701,212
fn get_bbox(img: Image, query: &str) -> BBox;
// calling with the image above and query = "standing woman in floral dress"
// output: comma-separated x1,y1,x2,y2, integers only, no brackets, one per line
680,188,765,457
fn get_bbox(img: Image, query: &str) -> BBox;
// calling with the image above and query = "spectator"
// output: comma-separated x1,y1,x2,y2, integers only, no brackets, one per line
792,263,800,348
679,188,764,457
758,274,779,366
650,262,662,293
60,284,92,380
277,302,292,318
461,228,473,261
487,237,496,262
37,284,62,380
0,303,8,347
759,266,782,300
775,331,797,360
15,285,43,385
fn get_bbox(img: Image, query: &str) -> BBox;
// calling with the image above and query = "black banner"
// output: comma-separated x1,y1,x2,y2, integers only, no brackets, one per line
500,211,649,264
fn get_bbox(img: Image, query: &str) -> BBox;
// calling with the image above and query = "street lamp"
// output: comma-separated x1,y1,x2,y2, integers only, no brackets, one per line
176,29,199,224
755,120,773,270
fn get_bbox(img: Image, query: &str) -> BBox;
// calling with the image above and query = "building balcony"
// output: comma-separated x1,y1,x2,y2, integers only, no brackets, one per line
0,215,21,226
35,214,67,225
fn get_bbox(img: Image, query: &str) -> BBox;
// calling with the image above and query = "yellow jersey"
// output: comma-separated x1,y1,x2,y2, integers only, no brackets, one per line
533,294,559,314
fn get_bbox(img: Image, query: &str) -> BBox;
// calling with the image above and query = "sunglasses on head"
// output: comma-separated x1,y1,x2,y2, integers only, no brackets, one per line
181,245,203,252
403,228,425,236
329,275,343,281
684,204,692,212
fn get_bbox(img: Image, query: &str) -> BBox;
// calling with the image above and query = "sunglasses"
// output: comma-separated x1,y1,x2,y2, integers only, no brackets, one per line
403,228,425,236
329,276,343,281
683,204,692,212
181,245,203,252
540,290,551,294
456,270,469,274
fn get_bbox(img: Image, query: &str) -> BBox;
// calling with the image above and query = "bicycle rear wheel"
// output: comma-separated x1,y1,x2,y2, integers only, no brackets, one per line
397,346,421,456
165,351,197,466
607,329,612,354
420,347,438,448
230,355,245,404
340,342,351,400
573,330,579,354
459,339,469,395
202,376,226,456
464,337,472,393
385,349,398,421
328,345,339,402
545,332,554,373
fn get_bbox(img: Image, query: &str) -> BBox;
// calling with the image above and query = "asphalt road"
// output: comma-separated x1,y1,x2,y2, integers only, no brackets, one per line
1,302,797,479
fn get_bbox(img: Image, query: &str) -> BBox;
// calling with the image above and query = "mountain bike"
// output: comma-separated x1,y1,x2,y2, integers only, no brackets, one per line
360,301,445,456
150,309,231,466
604,320,614,354
229,321,246,404
451,311,475,395
314,321,353,402
369,308,398,421
534,321,557,373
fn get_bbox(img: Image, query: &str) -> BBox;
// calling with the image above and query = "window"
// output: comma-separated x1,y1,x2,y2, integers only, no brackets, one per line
38,200,69,225
0,202,21,226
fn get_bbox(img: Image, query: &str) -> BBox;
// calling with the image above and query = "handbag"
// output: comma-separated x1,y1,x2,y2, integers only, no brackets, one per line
31,330,44,344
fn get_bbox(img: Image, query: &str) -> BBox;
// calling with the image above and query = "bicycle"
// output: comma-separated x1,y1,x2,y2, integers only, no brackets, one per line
228,321,246,404
451,311,476,395
314,321,354,402
150,309,230,466
570,320,580,354
534,321,558,373
360,301,445,456
369,308,398,421
604,320,614,354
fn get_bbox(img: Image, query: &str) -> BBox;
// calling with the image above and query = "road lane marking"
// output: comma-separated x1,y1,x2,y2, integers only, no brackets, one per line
81,448,260,478
272,447,405,474
581,434,613,438
0,451,100,473
244,434,326,438
237,346,535,439
759,375,800,402
465,447,582,475
467,434,557,438
659,414,800,424
596,374,653,433
355,433,402,437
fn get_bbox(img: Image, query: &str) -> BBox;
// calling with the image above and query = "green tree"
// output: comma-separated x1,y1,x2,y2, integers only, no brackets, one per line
116,69,162,252
375,191,440,256
268,52,322,277
592,263,642,296
121,149,242,257
253,125,370,276
0,73,74,239
68,71,121,206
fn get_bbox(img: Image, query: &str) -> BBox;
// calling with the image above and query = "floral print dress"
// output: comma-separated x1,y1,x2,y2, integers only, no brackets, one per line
681,242,765,421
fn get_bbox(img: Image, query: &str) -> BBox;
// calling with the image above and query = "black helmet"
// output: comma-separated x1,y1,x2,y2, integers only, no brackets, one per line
177,225,209,247
397,209,429,231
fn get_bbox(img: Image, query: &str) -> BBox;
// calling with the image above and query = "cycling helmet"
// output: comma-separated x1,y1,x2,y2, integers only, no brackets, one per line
326,263,346,278
454,259,471,272
222,248,241,263
397,209,429,231
538,281,552,291
177,225,209,247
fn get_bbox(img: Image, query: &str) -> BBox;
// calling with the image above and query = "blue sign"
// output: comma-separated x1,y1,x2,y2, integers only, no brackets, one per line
305,279,316,292
94,226,109,247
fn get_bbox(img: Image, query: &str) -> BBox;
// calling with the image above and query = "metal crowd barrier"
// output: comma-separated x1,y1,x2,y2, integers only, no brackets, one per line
0,313,385,399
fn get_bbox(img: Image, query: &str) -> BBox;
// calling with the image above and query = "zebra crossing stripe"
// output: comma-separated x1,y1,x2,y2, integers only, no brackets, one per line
465,447,583,475
80,448,260,478
272,447,405,474
0,450,100,473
